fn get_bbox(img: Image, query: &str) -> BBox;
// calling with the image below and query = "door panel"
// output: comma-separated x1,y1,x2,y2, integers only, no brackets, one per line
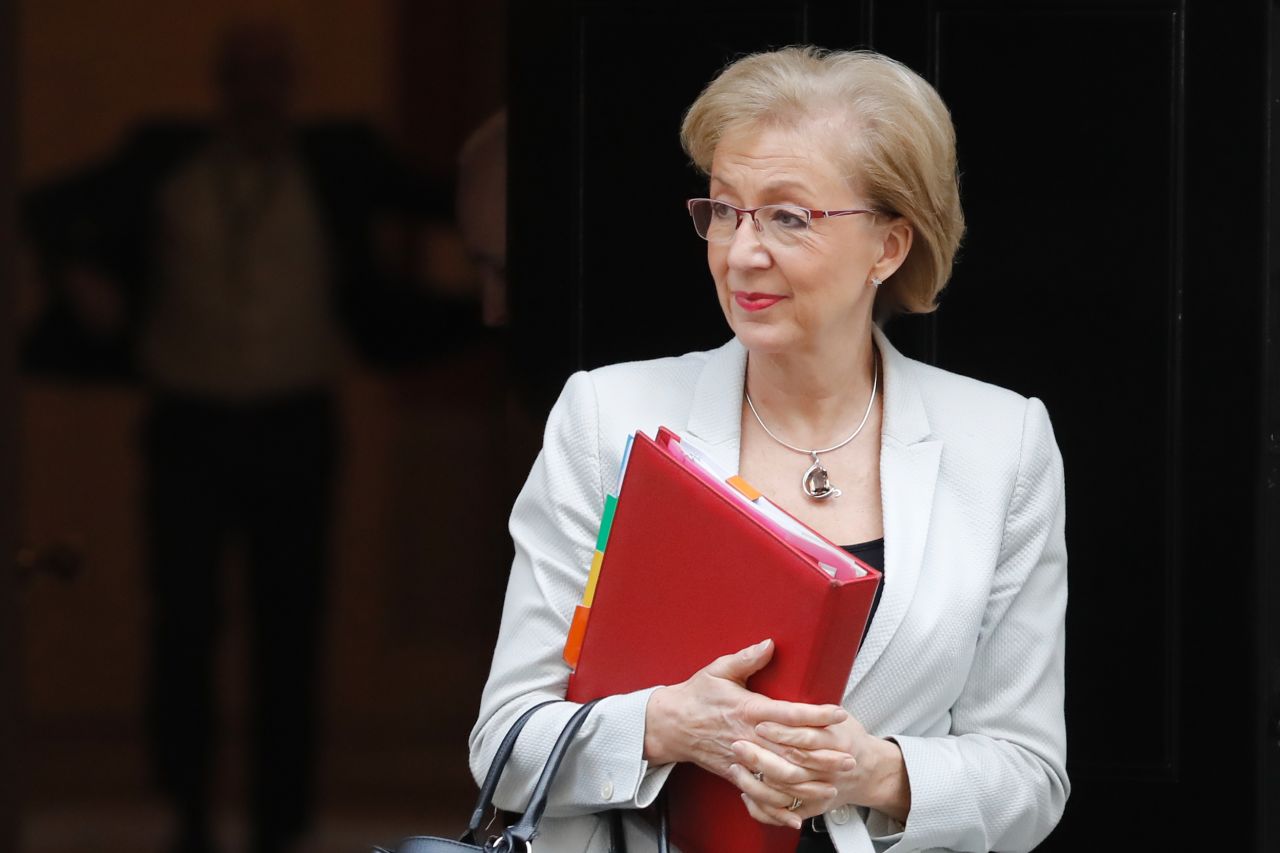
928,5,1183,775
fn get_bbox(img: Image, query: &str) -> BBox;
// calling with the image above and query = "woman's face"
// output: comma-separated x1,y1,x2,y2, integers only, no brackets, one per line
706,122,901,358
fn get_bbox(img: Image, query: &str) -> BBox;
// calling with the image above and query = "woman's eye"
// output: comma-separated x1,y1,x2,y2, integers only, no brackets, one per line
710,202,736,220
770,209,808,229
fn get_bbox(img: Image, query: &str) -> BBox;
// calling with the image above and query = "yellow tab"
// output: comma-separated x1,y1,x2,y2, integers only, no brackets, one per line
582,550,606,607
728,475,762,501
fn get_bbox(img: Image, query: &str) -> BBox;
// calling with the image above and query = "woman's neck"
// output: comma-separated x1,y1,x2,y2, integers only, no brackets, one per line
744,330,879,448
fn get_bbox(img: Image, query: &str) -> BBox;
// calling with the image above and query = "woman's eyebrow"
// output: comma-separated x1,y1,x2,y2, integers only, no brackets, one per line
708,175,817,199
759,178,817,197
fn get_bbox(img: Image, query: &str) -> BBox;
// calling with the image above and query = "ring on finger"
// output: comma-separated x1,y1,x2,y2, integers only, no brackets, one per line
752,770,765,783
787,797,803,812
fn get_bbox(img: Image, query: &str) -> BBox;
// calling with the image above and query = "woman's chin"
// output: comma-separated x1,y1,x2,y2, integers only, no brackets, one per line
730,322,801,355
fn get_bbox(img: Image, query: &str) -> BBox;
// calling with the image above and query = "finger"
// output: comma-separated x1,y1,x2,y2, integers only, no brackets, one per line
755,721,841,752
732,740,815,788
741,792,802,830
731,743,840,801
703,639,774,684
728,762,796,810
743,697,848,728
755,740,857,776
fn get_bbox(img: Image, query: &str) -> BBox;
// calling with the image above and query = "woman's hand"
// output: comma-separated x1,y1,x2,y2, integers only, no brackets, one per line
729,709,912,828
642,639,848,780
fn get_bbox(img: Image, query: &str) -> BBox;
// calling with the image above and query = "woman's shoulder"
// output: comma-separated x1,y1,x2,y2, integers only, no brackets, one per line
899,353,1059,472
585,342,726,391
574,341,731,426
909,356,1033,419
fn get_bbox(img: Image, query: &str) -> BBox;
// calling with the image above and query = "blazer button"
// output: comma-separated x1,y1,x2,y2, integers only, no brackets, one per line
601,780,615,800
828,805,850,825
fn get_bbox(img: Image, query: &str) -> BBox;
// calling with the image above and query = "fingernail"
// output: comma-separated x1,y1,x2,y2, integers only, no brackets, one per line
790,815,803,829
728,763,739,774
843,757,857,771
754,638,772,651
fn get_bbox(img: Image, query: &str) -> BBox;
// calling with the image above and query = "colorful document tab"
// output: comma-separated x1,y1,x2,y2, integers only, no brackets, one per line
583,550,606,607
596,494,619,552
563,604,591,668
727,475,762,501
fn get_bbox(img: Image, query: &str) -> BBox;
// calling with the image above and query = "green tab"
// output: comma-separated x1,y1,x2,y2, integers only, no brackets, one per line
595,494,618,552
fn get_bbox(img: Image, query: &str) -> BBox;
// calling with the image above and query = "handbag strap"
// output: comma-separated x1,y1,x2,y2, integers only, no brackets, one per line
504,699,602,845
656,792,669,853
462,699,558,843
463,698,670,852
606,793,670,853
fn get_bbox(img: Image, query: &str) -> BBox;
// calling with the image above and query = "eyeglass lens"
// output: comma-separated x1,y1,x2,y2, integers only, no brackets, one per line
689,200,812,246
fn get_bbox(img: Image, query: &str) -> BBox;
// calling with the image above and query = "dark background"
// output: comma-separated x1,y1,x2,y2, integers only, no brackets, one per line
3,1,1278,851
507,0,1280,850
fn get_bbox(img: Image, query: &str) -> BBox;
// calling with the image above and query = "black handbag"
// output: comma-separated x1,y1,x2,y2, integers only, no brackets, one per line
373,699,669,853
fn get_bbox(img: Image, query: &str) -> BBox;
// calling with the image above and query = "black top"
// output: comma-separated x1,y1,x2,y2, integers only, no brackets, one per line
843,537,885,570
795,538,884,852
844,538,885,643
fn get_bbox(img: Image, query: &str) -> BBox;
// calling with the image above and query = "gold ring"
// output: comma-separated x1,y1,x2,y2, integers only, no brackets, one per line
787,797,803,812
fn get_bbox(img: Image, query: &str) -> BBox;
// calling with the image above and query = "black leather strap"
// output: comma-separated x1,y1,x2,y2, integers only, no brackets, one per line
461,699,558,843
505,699,602,843
607,810,628,853
656,793,669,853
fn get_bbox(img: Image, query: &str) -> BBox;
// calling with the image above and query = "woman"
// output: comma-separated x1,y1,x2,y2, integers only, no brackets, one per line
469,47,1068,853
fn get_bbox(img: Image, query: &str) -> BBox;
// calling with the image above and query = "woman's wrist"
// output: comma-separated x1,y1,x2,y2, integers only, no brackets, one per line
861,737,911,824
642,685,681,765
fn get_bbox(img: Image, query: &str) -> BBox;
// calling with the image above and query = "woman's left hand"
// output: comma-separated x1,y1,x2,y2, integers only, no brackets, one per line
727,706,912,828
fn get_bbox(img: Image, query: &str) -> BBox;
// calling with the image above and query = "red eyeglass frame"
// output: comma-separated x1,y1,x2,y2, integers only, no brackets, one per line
685,198,881,237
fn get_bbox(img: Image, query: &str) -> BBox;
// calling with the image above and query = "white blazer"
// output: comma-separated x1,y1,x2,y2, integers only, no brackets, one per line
469,326,1069,853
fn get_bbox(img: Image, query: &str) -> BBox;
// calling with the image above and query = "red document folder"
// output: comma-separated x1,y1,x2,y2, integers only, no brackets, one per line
565,428,882,853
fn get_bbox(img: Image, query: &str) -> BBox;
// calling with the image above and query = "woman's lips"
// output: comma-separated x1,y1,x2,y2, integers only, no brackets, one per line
734,292,785,312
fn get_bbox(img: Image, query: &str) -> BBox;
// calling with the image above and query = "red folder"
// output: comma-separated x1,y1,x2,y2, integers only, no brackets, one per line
565,428,881,853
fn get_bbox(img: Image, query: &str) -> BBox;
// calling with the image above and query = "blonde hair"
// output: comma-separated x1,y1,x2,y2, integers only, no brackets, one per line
680,46,964,319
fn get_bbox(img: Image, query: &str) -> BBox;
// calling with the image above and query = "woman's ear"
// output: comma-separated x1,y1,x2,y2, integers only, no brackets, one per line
872,218,913,281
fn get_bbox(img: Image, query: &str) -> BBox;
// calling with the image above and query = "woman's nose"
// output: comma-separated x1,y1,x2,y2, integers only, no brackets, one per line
726,214,771,268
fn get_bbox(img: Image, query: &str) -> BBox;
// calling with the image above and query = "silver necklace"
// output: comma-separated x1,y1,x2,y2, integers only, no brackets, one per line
744,349,879,501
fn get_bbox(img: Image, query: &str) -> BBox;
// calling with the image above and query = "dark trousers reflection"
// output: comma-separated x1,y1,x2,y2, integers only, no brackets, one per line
143,390,337,853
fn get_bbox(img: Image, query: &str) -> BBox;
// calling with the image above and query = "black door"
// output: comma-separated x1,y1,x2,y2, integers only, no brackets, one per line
509,1,1278,849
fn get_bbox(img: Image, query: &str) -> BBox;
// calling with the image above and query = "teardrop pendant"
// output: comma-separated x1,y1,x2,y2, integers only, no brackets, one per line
801,452,842,500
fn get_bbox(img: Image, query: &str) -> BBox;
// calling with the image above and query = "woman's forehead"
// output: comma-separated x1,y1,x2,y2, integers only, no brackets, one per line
710,122,853,199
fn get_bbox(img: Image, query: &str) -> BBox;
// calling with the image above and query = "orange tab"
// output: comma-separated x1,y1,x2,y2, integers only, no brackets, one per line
563,604,591,669
727,475,762,501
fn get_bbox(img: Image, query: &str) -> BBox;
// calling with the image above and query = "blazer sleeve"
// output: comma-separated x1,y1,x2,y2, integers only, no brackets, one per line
876,396,1070,852
468,370,676,817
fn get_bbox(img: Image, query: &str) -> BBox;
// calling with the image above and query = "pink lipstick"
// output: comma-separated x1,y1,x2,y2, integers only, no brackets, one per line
734,292,785,312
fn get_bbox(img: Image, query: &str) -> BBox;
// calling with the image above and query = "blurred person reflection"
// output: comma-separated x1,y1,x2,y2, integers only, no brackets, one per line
22,19,467,853
457,108,507,329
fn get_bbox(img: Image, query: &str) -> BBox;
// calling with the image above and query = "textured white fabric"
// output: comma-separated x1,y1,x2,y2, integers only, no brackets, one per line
469,326,1069,852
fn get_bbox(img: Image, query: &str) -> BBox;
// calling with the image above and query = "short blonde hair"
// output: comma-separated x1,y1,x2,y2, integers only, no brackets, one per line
681,46,964,319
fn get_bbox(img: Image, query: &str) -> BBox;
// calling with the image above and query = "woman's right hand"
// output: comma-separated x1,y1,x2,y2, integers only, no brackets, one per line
642,638,848,779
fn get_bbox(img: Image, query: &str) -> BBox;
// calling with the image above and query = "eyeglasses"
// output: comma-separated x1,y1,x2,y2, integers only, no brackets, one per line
686,198,880,247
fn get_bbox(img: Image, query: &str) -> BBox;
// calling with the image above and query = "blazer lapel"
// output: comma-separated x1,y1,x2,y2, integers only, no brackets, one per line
684,337,748,472
846,326,942,695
